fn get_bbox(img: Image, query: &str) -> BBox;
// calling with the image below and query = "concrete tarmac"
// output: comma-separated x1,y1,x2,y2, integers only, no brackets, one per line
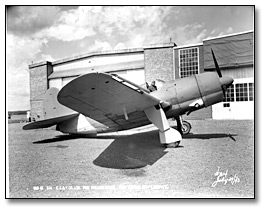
7,120,254,198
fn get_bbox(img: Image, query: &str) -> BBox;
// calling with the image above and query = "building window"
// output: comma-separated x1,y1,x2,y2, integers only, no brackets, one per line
179,47,199,78
223,85,234,102
236,83,248,101
223,103,230,108
249,83,254,101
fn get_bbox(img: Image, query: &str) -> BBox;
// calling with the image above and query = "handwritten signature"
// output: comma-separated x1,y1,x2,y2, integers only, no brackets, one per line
211,166,240,187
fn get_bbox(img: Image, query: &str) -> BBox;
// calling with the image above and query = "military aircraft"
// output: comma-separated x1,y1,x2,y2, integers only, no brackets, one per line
23,49,233,147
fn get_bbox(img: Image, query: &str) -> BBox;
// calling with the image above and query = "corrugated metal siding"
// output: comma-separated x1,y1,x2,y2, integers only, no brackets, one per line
204,32,254,69
49,60,144,79
199,46,204,73
219,66,253,79
174,49,179,79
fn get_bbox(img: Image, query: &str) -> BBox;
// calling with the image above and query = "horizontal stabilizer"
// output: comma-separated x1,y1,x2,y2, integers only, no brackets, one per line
23,113,79,130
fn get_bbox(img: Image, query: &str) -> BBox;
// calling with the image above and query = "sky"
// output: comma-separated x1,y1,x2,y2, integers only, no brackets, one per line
6,5,254,111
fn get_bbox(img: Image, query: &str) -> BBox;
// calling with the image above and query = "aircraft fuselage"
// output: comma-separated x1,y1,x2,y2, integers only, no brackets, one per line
70,72,233,135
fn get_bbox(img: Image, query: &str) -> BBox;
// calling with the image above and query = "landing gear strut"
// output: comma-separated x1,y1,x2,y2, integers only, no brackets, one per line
144,105,182,148
174,116,191,135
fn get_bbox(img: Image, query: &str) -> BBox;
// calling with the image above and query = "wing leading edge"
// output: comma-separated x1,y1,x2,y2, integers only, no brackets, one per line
58,73,161,130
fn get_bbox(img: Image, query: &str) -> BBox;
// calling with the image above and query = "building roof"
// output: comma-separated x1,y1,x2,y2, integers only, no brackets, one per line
143,42,176,49
29,43,177,69
203,30,254,42
174,43,203,49
51,48,144,67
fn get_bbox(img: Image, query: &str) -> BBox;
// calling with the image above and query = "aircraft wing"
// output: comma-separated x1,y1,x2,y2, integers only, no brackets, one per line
58,73,161,130
23,113,79,130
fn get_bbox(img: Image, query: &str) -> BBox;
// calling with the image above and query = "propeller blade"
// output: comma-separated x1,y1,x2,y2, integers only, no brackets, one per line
222,85,227,97
211,48,222,78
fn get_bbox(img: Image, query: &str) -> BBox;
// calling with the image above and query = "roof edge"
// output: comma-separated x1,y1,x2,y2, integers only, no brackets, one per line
143,42,177,49
174,43,203,49
203,30,254,42
29,61,52,69
52,48,144,66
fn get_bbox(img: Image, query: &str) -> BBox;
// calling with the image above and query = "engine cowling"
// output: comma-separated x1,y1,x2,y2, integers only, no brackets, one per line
194,72,224,107
162,72,232,117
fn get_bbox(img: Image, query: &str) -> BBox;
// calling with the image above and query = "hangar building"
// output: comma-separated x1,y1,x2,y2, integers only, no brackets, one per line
29,31,254,121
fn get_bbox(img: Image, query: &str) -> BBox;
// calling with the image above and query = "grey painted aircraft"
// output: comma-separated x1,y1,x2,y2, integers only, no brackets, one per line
23,49,233,147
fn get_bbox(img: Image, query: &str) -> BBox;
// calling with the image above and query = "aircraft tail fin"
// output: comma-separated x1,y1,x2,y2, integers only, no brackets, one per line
43,87,75,119
23,87,77,130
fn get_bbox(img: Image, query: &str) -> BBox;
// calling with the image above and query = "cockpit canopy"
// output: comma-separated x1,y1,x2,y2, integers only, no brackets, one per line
144,79,165,92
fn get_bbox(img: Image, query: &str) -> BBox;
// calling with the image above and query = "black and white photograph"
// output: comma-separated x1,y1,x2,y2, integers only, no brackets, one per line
6,5,255,199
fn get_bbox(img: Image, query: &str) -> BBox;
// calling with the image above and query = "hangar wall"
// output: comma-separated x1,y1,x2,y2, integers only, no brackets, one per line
29,61,52,120
29,43,176,121
203,31,254,120
28,31,253,121
144,43,175,82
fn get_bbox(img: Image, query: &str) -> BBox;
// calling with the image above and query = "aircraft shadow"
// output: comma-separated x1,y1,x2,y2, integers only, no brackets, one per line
93,130,170,169
32,130,170,169
183,133,237,141
33,135,81,144
32,132,149,144
32,130,236,169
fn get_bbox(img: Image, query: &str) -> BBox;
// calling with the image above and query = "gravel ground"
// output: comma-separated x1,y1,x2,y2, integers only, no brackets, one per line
7,119,254,198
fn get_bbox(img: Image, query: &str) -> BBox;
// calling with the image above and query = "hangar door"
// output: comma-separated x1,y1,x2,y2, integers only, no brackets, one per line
109,69,145,86
212,78,254,119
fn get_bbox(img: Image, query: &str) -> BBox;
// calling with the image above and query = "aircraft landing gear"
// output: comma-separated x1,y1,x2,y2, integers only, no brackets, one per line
164,141,181,148
175,116,191,135
181,120,191,135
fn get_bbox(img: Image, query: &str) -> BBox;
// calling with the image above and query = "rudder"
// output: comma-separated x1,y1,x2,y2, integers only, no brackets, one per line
43,87,75,119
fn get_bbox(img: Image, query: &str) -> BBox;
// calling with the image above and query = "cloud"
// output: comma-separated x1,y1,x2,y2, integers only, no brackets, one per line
6,34,53,111
173,23,208,45
87,40,112,52
6,6,174,110
114,42,127,50
173,23,235,45
99,6,173,47
38,6,99,41
7,6,61,36
206,27,234,40
40,6,173,46
218,27,234,36
6,34,46,66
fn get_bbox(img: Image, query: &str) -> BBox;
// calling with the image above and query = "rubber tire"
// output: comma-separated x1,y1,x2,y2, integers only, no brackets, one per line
182,121,191,135
165,141,180,148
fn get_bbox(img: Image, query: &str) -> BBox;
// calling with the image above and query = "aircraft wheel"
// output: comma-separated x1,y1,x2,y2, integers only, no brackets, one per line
165,141,181,148
182,121,191,135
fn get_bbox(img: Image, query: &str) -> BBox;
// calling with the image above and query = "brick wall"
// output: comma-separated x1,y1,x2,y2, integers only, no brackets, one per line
29,62,52,120
144,47,174,83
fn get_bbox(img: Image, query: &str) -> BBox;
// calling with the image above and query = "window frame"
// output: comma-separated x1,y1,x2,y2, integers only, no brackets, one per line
222,82,254,104
179,47,200,78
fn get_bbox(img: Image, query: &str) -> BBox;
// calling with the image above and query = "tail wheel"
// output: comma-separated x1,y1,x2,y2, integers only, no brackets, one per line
182,121,191,135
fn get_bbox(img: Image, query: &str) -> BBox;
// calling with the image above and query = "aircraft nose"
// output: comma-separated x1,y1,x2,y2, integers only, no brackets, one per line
219,76,234,87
